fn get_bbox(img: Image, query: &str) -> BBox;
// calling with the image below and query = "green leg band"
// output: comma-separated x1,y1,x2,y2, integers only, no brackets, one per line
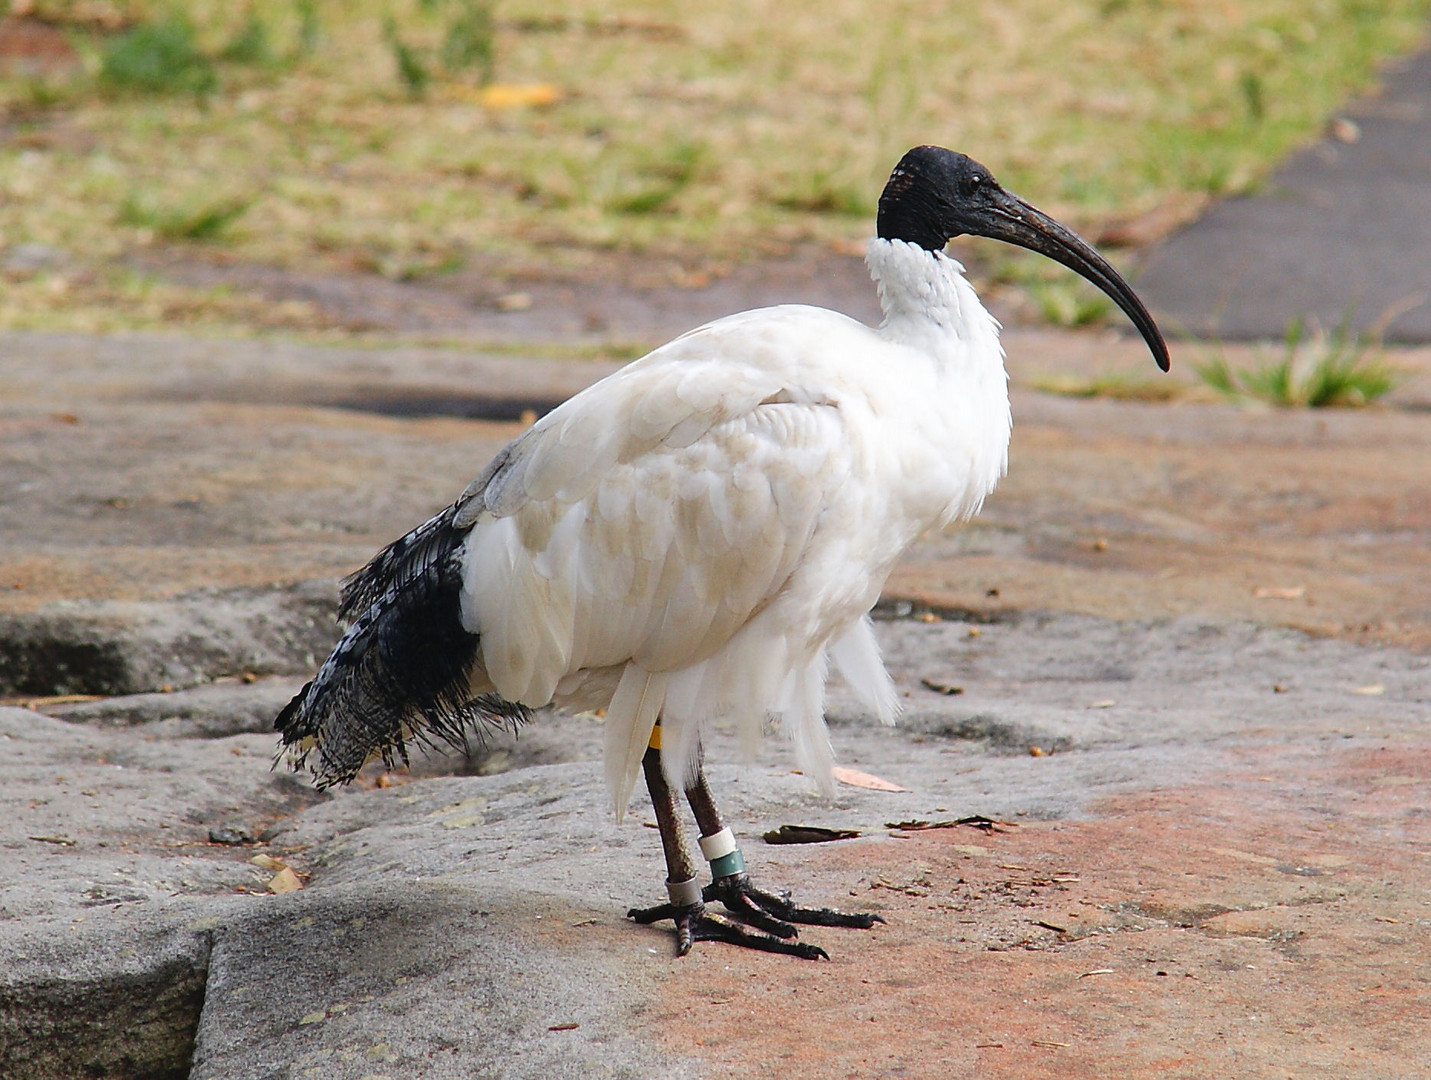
709,848,746,878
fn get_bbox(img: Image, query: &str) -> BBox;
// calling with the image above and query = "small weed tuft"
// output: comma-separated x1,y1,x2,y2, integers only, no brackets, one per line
1240,71,1266,122
772,174,873,217
294,0,321,56
610,142,704,215
383,2,495,95
99,15,218,98
119,190,253,242
442,0,496,83
17,76,76,110
1030,279,1114,328
989,248,1116,328
383,17,431,96
1194,317,1395,408
220,14,275,68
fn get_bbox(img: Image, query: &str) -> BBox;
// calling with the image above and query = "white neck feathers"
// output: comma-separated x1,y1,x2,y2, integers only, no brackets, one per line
865,237,1003,363
864,237,1012,528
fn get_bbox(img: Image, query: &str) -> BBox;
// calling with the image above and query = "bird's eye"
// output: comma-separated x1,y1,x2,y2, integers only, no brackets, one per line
960,175,984,197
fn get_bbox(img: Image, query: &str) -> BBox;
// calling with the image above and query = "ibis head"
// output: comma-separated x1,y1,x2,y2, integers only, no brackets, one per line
877,145,1170,371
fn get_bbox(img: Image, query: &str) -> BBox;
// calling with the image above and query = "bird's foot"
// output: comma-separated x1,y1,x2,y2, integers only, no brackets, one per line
704,872,885,934
627,900,829,960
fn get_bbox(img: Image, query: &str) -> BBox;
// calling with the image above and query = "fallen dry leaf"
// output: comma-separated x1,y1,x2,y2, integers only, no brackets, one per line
267,867,304,894
9,693,105,709
471,82,563,109
1254,585,1306,600
920,677,964,696
762,824,861,845
1352,684,1386,696
249,853,287,872
1330,116,1361,143
885,815,1016,834
831,766,907,792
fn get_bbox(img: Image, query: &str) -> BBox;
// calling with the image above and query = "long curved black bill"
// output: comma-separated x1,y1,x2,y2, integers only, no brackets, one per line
972,190,1171,371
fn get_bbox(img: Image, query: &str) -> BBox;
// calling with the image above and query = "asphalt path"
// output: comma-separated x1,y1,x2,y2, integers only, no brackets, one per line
1138,43,1431,342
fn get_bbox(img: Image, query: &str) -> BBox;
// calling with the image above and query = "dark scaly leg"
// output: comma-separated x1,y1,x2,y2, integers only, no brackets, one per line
626,740,704,955
685,756,884,935
627,735,826,959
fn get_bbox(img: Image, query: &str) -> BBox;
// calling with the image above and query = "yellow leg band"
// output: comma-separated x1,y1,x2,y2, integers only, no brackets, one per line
647,722,662,751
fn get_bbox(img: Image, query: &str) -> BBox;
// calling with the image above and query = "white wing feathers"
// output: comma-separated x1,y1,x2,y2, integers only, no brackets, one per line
604,664,669,820
828,615,900,726
455,310,901,815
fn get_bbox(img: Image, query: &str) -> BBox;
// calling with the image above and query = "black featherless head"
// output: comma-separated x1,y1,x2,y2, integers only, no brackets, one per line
877,146,1170,371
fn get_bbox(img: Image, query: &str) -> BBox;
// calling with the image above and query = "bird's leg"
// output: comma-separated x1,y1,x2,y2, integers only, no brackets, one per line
626,739,705,953
685,761,884,934
627,731,826,959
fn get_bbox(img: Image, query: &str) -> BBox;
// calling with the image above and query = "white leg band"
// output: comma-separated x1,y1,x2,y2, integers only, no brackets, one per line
698,827,737,861
666,875,703,906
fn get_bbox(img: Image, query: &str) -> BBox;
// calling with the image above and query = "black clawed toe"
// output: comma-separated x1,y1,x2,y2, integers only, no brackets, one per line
704,872,885,930
627,900,829,960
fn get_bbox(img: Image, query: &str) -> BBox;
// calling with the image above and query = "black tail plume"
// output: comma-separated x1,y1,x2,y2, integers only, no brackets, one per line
276,505,530,787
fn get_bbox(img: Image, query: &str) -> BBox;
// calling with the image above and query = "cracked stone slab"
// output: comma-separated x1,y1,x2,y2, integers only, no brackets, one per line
42,675,311,739
0,582,340,697
191,883,702,1080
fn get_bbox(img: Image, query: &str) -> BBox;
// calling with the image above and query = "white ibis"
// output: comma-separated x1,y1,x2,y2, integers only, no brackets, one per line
277,146,1169,958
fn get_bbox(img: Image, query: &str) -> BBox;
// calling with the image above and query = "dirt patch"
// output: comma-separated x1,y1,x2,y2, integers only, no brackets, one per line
122,243,885,345
0,17,80,77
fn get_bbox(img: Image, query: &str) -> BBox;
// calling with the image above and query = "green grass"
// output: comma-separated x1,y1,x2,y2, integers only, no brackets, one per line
1028,277,1115,328
383,16,433,96
1195,317,1397,407
0,0,1428,333
118,189,254,241
99,15,220,98
219,14,277,68
439,0,496,82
